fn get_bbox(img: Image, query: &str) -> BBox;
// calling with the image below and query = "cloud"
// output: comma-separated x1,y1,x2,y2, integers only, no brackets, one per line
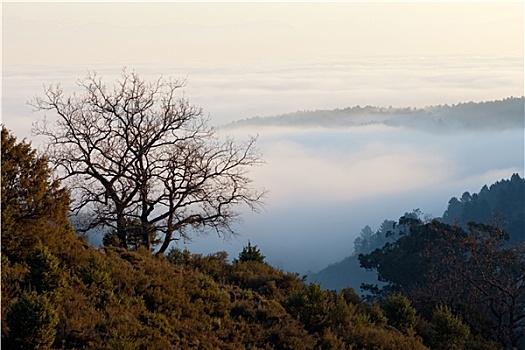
2,58,523,274
250,134,452,207
219,124,523,273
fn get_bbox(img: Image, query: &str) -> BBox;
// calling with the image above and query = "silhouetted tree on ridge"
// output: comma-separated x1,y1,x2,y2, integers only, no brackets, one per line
32,69,266,254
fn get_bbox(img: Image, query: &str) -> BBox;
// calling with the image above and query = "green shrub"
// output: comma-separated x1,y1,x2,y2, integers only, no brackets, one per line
381,293,417,334
429,305,470,350
235,241,265,263
26,243,65,295
5,291,59,349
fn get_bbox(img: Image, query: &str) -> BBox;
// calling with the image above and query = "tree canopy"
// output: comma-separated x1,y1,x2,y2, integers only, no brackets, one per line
359,217,525,348
442,173,524,244
1,125,76,263
32,70,265,254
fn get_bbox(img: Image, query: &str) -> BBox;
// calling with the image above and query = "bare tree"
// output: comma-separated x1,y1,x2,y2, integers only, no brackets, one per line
32,69,265,254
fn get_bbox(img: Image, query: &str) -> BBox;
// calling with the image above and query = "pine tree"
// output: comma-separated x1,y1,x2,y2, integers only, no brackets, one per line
381,294,417,334
235,241,266,263
429,305,470,350
26,243,65,295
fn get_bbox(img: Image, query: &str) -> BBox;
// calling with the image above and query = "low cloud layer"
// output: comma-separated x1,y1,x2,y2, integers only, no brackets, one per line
2,58,523,273
213,121,523,273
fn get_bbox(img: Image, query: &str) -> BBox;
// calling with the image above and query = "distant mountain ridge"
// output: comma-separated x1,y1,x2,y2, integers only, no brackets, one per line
226,96,524,132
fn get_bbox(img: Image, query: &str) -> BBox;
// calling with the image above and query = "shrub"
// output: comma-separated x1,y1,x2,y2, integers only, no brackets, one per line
5,291,59,349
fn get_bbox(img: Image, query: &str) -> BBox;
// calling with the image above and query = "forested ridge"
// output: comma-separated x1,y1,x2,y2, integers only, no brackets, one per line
310,174,524,288
309,174,525,349
226,97,524,132
442,173,524,244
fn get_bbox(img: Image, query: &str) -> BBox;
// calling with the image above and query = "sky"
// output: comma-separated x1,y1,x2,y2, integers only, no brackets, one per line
3,2,523,118
3,2,523,65
2,2,524,273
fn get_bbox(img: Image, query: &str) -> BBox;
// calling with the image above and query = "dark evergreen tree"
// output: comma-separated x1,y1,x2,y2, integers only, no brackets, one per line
381,294,416,334
235,241,266,263
429,305,470,350
26,244,65,295
5,291,59,349
442,174,524,244
353,225,374,255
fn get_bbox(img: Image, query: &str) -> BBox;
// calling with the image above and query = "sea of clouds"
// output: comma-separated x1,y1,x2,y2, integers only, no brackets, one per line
3,55,523,273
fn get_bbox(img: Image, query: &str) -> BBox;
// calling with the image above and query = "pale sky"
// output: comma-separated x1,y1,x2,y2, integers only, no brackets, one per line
3,2,524,65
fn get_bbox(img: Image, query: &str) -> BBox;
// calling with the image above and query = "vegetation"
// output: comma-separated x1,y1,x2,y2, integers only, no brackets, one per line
428,305,471,350
31,70,265,254
234,241,266,263
308,175,524,348
311,175,524,293
359,217,524,349
228,97,524,132
2,125,432,349
442,173,524,244
1,126,76,264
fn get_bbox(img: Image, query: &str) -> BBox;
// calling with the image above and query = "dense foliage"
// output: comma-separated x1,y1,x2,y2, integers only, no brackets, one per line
359,217,525,349
442,173,524,244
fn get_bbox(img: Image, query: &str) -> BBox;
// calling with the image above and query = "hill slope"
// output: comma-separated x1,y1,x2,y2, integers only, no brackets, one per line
309,174,525,292
226,96,524,132
2,126,432,349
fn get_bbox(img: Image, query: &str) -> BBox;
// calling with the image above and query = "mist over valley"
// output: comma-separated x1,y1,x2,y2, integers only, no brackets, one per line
181,97,525,274
3,60,523,273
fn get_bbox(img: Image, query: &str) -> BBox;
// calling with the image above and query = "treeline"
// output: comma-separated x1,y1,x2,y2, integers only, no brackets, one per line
350,174,525,259
311,174,524,292
226,96,524,132
349,173,524,262
442,173,524,244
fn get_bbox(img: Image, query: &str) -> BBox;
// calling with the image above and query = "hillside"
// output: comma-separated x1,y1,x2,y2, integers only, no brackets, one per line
1,126,433,350
4,123,515,349
442,173,524,244
3,125,522,349
307,255,382,293
309,174,525,292
225,97,524,132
